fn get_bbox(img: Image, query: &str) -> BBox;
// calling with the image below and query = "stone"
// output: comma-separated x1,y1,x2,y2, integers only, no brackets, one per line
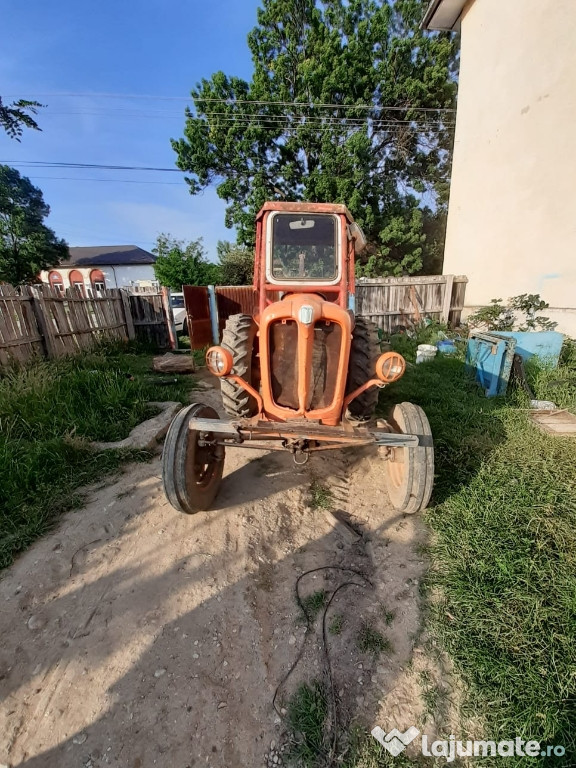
27,614,47,631
154,669,166,678
73,733,87,745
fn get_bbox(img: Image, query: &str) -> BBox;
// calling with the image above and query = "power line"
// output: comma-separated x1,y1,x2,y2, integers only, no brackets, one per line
28,176,185,185
1,160,183,172
5,92,456,112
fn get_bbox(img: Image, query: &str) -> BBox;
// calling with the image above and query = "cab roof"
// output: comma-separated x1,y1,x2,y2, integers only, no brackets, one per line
256,201,356,223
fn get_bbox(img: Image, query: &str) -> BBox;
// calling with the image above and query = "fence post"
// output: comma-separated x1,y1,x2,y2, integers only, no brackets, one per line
161,287,177,350
120,289,136,340
207,285,219,345
28,286,57,359
441,275,455,324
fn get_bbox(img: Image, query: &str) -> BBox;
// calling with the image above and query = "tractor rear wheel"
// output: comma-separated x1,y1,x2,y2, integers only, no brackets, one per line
346,317,380,420
162,403,225,514
384,402,434,514
220,313,259,418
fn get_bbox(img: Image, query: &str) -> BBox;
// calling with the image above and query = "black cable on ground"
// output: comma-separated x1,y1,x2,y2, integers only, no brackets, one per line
272,565,374,766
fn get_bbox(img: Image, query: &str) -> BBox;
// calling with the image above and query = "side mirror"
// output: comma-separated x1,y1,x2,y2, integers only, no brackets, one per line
349,222,367,254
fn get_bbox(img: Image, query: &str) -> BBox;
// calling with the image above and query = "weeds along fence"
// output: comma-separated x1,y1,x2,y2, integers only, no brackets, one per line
355,274,468,333
0,284,172,367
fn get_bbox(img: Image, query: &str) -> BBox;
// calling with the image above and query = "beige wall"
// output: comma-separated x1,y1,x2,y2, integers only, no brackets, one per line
443,0,576,334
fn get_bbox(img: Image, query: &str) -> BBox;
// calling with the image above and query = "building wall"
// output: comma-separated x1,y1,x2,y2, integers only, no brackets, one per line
40,265,157,291
443,0,576,335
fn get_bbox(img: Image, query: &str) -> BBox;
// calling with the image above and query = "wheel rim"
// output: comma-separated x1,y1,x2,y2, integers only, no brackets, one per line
386,446,408,490
186,431,223,490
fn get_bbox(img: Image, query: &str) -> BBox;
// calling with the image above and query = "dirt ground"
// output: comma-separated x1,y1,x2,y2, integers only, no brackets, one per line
0,379,437,768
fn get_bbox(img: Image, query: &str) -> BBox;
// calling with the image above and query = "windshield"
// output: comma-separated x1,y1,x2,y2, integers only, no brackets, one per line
170,295,185,308
270,213,338,281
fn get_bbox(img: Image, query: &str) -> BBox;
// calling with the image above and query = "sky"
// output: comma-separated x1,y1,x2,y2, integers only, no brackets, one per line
1,0,262,261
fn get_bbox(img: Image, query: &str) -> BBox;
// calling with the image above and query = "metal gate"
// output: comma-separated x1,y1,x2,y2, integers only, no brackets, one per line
182,285,213,349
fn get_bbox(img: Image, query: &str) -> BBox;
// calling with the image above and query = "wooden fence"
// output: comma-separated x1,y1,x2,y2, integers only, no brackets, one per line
356,275,468,333
0,284,173,367
183,275,468,348
125,286,174,349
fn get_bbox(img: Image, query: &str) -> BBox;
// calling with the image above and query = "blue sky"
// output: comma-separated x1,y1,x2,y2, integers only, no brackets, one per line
1,0,262,261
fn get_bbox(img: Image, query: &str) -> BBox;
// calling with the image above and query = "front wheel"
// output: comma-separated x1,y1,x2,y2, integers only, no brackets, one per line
384,402,434,514
162,403,225,514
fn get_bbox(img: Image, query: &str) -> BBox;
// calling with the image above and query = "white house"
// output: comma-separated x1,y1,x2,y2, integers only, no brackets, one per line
423,0,576,335
40,245,157,294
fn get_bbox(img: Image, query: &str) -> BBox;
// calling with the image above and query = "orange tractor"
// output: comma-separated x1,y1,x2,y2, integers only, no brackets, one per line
162,202,433,515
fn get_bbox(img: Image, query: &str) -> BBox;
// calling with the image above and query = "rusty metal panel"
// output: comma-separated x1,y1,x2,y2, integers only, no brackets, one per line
309,321,342,410
215,286,257,333
270,320,299,409
183,285,212,349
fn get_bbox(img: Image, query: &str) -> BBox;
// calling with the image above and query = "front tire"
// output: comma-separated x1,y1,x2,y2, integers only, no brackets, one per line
384,402,434,514
220,314,259,418
346,317,380,420
162,403,225,514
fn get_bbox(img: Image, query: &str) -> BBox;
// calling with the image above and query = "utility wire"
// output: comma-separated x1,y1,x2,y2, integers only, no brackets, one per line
5,92,456,112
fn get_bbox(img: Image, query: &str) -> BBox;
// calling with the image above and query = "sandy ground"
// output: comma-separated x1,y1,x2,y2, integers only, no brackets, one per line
0,380,433,768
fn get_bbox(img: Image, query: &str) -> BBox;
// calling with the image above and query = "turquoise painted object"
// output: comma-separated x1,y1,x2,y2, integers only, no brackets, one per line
494,331,564,367
466,332,516,397
466,330,564,397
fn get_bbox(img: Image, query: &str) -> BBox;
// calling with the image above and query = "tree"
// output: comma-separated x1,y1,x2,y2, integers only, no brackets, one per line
172,0,458,276
153,233,221,290
217,240,255,285
0,165,68,286
0,96,43,141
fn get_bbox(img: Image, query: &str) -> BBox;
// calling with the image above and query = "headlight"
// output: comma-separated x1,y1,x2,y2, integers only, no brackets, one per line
206,346,233,377
375,352,406,383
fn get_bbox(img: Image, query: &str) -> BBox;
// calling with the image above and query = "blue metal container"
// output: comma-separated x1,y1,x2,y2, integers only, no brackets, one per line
466,332,516,397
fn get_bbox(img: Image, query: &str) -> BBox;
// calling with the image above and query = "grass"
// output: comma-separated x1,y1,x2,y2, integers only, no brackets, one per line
0,342,197,568
287,682,328,766
309,481,333,510
356,621,391,658
376,334,576,765
300,589,328,623
328,613,344,635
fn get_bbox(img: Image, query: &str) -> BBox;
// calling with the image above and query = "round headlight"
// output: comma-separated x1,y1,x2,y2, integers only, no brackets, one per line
375,351,406,383
206,346,233,377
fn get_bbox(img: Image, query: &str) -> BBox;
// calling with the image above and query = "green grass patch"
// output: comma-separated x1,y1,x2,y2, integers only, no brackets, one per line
300,589,328,623
0,343,197,568
378,345,576,764
328,613,344,635
309,481,333,510
287,681,328,766
356,621,391,658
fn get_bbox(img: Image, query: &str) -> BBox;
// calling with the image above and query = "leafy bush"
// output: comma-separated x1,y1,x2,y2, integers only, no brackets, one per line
467,294,557,332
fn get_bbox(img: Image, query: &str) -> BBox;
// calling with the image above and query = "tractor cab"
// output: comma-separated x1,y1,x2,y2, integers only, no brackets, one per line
254,202,365,313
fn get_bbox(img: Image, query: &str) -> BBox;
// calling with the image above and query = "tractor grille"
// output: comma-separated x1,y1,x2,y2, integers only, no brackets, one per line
269,319,342,411
270,320,299,409
309,321,341,410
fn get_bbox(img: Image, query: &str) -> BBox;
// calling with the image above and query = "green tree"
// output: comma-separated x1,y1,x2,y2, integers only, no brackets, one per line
172,0,458,276
0,165,68,286
217,240,255,285
0,96,43,141
153,233,221,289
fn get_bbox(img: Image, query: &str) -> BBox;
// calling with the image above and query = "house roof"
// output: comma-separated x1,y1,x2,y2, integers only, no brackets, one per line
422,0,469,30
60,245,156,267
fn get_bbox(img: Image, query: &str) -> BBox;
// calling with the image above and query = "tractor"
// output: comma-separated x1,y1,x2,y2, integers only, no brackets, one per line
162,202,433,515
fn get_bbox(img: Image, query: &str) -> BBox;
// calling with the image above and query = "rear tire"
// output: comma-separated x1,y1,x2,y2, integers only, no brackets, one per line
162,403,225,514
384,402,434,514
220,314,259,418
346,317,380,420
